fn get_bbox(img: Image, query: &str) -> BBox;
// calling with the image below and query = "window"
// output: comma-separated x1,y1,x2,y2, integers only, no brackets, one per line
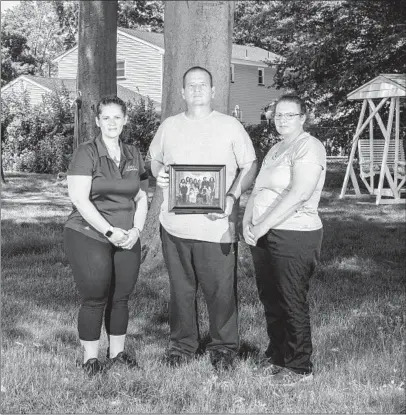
117,60,125,78
258,68,264,85
230,64,235,83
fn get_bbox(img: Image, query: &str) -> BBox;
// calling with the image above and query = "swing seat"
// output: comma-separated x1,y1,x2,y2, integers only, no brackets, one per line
358,139,406,179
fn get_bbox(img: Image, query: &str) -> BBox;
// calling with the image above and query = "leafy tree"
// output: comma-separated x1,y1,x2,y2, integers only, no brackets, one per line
142,0,235,267
118,0,164,32
75,0,117,144
232,0,406,150
1,30,36,86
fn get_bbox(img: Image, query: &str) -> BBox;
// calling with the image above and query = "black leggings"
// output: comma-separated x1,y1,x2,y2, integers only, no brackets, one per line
64,228,141,341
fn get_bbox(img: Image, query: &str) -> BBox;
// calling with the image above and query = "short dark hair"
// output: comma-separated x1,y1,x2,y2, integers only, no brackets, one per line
275,94,307,115
96,95,127,118
183,66,213,88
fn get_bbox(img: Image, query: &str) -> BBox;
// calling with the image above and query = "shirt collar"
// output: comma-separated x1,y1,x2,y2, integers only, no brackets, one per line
95,135,135,160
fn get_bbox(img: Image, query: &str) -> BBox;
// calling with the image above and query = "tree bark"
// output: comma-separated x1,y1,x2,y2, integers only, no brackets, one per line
74,1,117,146
141,0,235,270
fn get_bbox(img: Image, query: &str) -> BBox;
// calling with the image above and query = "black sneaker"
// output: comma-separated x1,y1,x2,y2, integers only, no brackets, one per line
108,351,138,368
257,355,284,375
166,353,191,367
82,358,105,377
209,349,235,371
271,367,313,385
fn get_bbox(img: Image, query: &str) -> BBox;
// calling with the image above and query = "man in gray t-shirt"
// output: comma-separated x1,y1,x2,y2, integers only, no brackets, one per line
148,66,257,369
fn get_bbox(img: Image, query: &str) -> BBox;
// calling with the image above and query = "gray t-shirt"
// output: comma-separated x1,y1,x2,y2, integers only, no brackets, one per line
253,132,326,231
148,110,256,242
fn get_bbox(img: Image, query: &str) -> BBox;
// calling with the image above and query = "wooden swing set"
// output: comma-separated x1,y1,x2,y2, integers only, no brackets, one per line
340,74,405,205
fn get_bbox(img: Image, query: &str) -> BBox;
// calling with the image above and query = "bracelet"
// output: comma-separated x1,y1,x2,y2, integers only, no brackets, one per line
132,226,142,234
226,193,237,204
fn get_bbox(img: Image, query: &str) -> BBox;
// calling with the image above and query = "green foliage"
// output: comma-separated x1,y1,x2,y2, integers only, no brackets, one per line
2,84,74,173
233,0,406,152
1,30,37,86
2,87,159,173
121,96,160,155
118,0,164,32
243,122,279,164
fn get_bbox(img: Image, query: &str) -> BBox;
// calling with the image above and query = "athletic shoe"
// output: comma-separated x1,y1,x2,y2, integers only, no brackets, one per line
209,349,235,371
82,358,106,377
271,367,313,385
257,356,284,375
166,353,193,367
107,351,138,368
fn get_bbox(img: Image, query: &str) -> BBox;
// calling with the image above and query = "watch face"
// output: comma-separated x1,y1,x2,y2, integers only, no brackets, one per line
105,230,113,237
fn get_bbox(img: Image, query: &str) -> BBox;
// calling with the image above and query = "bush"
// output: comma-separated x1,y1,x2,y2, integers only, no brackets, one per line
121,96,160,155
2,84,74,173
243,122,279,164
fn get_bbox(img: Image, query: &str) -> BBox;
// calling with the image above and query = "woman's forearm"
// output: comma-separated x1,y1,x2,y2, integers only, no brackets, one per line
73,199,112,235
133,190,148,231
257,190,307,231
243,193,255,227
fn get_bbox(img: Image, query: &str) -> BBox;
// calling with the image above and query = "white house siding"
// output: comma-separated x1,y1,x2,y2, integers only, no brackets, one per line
55,34,163,103
230,65,280,125
2,79,48,107
56,49,78,79
116,34,162,103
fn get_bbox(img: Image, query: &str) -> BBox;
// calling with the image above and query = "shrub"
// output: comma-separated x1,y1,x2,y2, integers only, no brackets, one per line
2,84,74,173
243,122,279,164
122,96,160,155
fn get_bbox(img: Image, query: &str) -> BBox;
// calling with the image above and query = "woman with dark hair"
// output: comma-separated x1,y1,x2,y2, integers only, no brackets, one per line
64,96,149,376
243,94,326,385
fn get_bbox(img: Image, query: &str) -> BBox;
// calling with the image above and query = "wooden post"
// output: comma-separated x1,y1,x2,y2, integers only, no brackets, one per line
376,97,396,204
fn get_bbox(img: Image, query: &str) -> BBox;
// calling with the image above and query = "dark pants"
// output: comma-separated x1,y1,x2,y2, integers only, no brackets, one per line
250,228,323,374
160,227,238,356
64,228,141,341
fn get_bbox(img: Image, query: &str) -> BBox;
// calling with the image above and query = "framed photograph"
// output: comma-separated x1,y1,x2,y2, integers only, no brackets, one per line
168,164,226,214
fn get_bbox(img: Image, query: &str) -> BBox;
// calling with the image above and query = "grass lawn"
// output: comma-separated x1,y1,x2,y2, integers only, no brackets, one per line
1,163,405,413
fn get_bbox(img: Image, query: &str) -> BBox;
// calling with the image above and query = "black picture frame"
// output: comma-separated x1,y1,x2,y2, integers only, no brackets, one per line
168,164,226,214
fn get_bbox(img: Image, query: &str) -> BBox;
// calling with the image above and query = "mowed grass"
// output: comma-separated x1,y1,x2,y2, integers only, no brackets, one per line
1,164,405,414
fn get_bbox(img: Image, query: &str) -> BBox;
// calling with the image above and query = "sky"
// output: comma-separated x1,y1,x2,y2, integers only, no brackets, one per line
1,1,20,12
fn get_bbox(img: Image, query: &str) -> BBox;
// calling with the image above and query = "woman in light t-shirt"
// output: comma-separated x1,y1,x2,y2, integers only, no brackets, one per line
243,94,326,385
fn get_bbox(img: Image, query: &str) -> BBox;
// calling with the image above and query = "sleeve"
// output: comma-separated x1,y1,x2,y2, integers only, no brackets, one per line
232,120,257,167
292,137,326,169
146,121,165,164
136,148,149,181
67,144,95,176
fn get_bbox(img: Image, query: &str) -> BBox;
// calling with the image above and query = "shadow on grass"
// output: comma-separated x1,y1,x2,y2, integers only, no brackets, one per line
2,161,405,365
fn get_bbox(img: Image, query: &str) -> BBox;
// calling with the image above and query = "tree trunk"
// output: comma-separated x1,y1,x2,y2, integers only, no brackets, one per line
141,0,235,271
74,1,117,146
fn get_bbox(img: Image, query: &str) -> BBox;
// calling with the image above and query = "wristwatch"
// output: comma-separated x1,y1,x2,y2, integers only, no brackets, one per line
105,226,114,238
226,193,237,204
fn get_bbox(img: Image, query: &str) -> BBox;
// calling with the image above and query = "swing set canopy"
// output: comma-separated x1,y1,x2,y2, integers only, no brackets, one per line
347,74,405,101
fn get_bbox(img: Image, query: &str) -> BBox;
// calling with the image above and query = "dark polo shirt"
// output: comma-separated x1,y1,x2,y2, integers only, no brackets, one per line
65,135,148,243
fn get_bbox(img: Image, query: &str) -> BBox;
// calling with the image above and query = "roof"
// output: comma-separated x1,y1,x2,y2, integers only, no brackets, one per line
53,28,282,65
347,74,406,100
2,75,153,104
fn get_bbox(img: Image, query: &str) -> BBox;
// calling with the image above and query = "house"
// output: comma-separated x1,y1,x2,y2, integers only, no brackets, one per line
0,75,152,109
2,28,283,124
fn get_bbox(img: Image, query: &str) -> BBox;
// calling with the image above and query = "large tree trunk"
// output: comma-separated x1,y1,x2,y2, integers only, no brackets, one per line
141,0,235,271
74,1,117,146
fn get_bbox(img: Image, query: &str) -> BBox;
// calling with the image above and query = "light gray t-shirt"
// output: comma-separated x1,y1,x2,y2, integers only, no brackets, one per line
253,132,326,231
148,110,256,242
